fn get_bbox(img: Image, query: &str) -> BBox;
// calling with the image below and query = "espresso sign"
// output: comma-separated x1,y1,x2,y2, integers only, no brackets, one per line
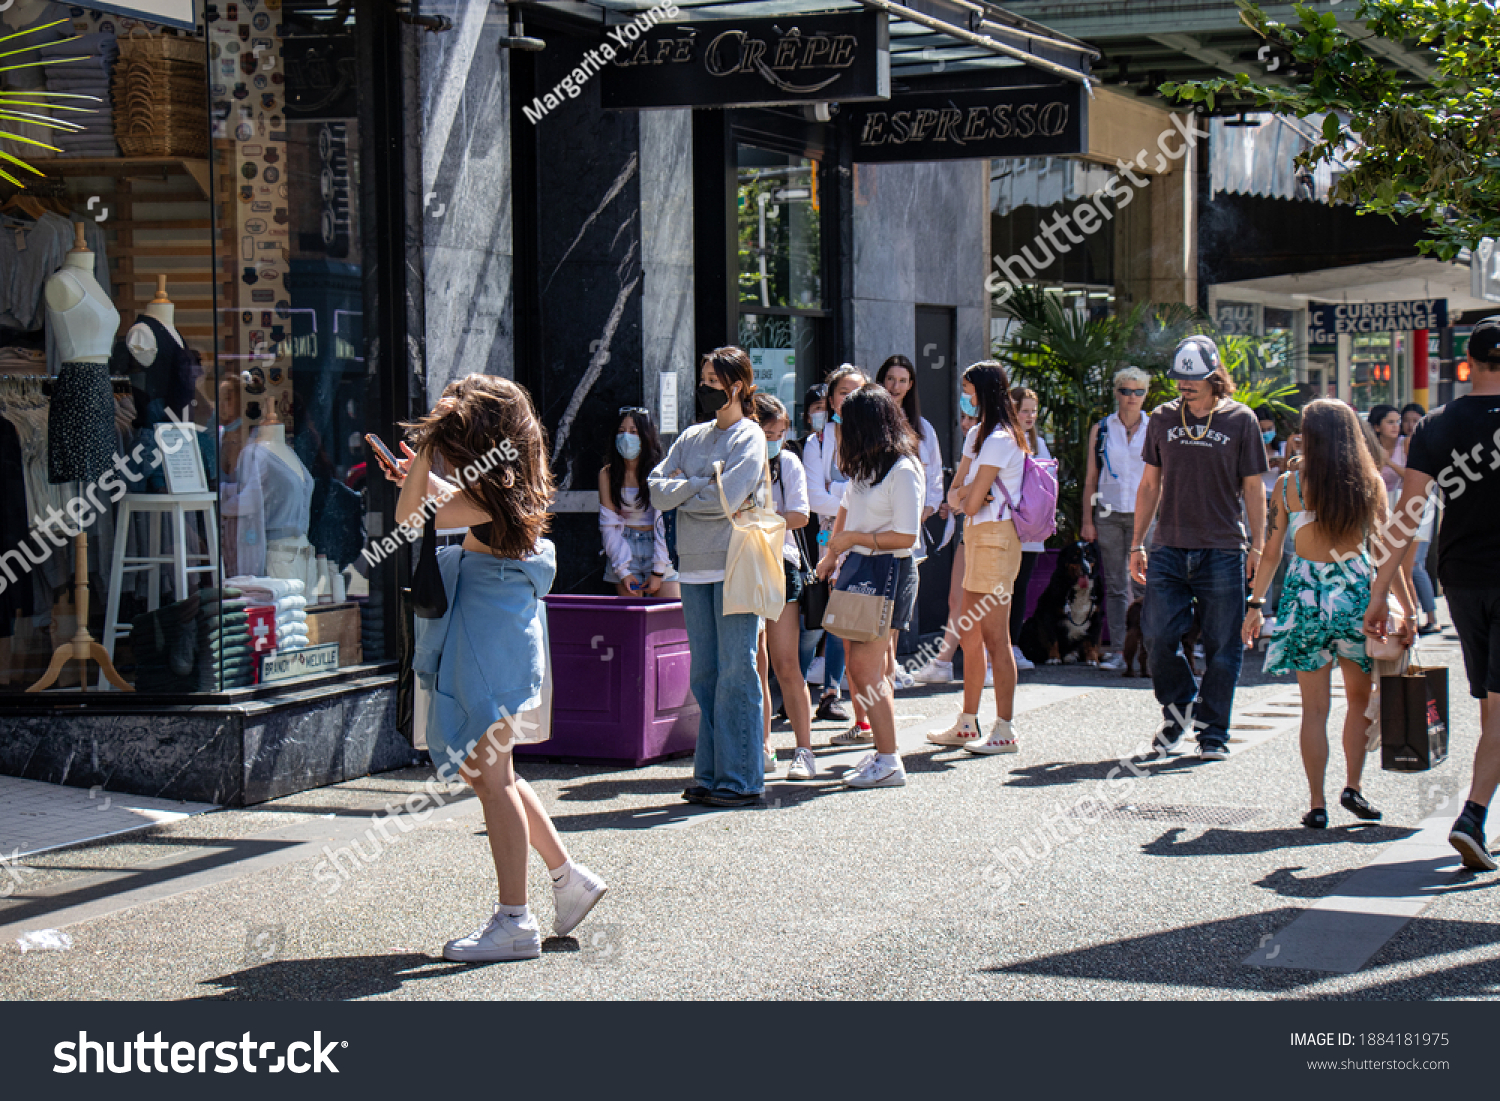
847,83,1086,163
600,12,889,109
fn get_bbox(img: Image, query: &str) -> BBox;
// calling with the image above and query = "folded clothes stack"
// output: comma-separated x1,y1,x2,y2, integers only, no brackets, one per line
40,34,118,157
228,576,309,652
198,586,253,690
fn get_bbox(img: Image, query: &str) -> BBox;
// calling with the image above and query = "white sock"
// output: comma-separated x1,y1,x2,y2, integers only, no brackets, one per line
875,753,900,767
550,859,573,886
497,902,529,919
959,712,979,730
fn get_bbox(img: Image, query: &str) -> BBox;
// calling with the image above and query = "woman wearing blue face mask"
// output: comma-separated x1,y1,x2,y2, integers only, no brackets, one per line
599,407,678,598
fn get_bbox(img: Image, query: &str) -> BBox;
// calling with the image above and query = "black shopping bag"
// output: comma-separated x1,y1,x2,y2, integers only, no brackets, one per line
1380,665,1449,772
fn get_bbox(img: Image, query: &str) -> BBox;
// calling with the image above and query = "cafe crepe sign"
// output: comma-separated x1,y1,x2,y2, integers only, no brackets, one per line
601,12,889,110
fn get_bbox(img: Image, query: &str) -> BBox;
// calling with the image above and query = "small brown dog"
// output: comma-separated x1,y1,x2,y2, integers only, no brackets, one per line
1122,597,1200,677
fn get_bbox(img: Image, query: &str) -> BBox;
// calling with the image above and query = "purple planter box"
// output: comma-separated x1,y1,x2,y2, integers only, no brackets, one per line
515,595,699,767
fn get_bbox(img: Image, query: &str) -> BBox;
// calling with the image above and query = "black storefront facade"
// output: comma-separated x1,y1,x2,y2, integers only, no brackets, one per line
0,0,1091,805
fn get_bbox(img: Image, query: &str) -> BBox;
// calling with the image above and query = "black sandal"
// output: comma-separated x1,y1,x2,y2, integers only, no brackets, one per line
1302,808,1328,830
1341,787,1383,821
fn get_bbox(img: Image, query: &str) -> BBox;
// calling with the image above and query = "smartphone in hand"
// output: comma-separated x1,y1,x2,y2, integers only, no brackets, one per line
365,433,401,475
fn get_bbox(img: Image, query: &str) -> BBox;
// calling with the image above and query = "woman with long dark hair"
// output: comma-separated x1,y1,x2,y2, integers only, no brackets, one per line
1367,403,1407,498
930,362,1029,755
1007,385,1052,671
814,384,924,788
751,392,817,780
804,363,870,742
1244,399,1418,828
388,374,608,961
876,354,940,689
649,347,770,809
598,407,678,599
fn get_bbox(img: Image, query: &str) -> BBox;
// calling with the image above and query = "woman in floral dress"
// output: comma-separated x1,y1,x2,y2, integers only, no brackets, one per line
1242,400,1418,830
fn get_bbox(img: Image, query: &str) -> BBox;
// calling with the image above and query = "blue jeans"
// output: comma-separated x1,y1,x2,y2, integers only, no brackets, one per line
797,626,846,697
1411,540,1437,620
680,582,764,796
1142,546,1246,747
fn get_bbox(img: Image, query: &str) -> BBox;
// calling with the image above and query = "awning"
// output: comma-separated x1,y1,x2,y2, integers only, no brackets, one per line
530,0,1098,85
1215,256,1495,316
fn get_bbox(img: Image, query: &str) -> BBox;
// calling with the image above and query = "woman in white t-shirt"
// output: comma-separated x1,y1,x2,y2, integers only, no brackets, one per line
930,362,1028,756
752,393,818,782
814,385,924,789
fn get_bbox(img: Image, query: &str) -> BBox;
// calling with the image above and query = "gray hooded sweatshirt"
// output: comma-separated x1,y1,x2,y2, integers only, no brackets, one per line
648,417,768,576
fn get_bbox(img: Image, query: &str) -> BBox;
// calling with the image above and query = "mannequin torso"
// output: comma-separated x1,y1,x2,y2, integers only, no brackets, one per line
45,250,118,364
126,301,183,364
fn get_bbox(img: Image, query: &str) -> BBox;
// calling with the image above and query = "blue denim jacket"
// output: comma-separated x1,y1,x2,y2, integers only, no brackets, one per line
413,540,555,780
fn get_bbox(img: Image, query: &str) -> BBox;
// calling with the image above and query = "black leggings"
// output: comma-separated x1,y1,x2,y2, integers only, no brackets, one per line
1009,551,1039,638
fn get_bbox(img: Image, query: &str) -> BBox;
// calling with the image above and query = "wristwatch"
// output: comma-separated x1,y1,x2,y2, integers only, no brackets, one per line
1247,598,1265,609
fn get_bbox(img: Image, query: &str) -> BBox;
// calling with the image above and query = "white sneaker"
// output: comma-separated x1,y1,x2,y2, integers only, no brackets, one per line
830,724,875,746
844,753,907,788
787,746,817,781
764,746,777,774
913,659,954,684
966,717,1019,755
1098,653,1126,671
846,749,878,775
893,670,916,690
805,656,825,686
927,714,982,747
1012,647,1035,672
552,863,608,936
444,907,542,962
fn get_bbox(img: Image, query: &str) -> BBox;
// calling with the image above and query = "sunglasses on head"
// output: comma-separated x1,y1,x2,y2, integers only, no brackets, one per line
1117,387,1147,397
618,406,649,418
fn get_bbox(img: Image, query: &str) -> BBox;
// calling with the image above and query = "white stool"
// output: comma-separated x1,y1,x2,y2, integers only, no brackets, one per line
100,492,219,688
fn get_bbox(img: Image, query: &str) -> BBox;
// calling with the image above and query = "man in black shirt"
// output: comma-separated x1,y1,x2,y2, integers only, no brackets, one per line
1367,317,1500,871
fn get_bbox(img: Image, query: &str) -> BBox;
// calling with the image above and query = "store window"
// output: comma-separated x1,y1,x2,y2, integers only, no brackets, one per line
1352,332,1394,411
737,144,825,425
0,0,387,695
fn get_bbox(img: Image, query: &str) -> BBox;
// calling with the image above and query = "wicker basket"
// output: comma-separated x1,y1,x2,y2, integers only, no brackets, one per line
111,45,208,159
117,26,204,65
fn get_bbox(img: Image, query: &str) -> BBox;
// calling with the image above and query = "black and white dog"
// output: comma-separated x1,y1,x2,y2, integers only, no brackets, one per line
1018,543,1105,665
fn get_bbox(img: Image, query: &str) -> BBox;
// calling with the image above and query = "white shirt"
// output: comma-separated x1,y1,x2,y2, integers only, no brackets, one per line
914,416,944,511
1021,436,1052,552
801,426,844,521
1098,411,1149,515
839,455,923,559
961,424,1026,526
770,449,810,563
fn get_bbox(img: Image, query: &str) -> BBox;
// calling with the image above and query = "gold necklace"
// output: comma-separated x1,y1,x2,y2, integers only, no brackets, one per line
1181,400,1215,441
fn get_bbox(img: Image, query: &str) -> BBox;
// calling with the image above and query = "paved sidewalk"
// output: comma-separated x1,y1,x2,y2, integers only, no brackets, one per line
1,622,1496,1000
0,775,217,859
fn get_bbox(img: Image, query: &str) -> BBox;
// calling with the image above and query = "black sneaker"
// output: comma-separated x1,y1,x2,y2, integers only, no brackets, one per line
704,790,764,809
681,785,711,805
1196,742,1230,761
1340,787,1382,821
1301,807,1328,830
1154,723,1186,756
815,695,850,722
1449,815,1498,872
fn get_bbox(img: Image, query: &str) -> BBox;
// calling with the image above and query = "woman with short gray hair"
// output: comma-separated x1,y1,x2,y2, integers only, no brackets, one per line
1082,366,1151,669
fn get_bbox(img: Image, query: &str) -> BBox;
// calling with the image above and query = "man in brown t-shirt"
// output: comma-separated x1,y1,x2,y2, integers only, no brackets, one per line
1129,336,1268,759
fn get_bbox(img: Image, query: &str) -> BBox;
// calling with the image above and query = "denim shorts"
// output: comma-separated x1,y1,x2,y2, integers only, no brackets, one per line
892,555,919,633
603,526,677,583
782,557,806,604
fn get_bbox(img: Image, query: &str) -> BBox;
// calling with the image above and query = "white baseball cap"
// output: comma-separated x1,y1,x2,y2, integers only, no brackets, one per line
1169,335,1221,382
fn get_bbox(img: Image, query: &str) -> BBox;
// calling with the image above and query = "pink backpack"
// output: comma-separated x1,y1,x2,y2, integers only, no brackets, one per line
994,453,1060,544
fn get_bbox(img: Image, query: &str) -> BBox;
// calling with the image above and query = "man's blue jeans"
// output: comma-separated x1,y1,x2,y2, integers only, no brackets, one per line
680,582,764,796
1142,546,1246,747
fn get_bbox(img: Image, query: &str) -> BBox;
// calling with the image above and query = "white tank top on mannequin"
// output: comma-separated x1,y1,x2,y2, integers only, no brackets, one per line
45,268,119,363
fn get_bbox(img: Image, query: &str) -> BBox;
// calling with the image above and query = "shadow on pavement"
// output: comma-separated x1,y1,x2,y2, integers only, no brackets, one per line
983,909,1500,995
194,953,471,1000
1141,823,1413,858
